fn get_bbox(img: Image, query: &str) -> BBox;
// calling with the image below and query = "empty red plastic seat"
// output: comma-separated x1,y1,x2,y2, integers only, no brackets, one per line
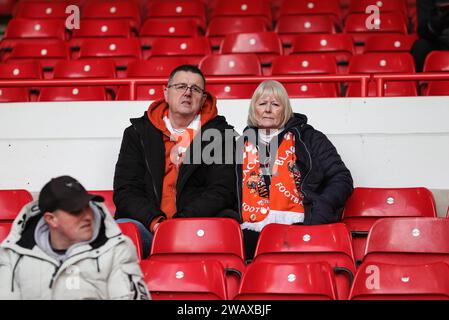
78,38,141,73
423,51,449,96
350,262,449,300
199,53,261,99
70,19,133,49
346,52,417,96
38,86,107,101
82,0,141,30
118,221,142,260
271,54,339,97
141,259,228,300
150,37,211,65
235,261,338,300
15,1,69,19
344,12,408,46
5,40,69,70
117,57,189,100
220,32,282,69
4,19,67,41
206,16,267,50
279,0,342,19
253,223,355,300
0,189,33,221
276,15,336,48
53,59,116,79
290,34,354,73
150,218,246,299
145,0,206,31
364,34,418,53
0,61,41,102
342,187,437,263
139,18,199,55
210,0,272,28
348,0,408,16
363,218,449,265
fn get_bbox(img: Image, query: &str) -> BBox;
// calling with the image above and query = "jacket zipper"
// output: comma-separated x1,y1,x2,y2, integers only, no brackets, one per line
49,265,60,289
132,125,160,203
11,255,23,292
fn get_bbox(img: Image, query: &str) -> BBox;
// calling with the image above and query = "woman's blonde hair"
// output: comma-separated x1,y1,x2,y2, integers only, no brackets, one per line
247,80,293,128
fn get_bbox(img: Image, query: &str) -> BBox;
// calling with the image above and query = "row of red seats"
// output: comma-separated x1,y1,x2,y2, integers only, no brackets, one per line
1,13,414,56
2,50,449,102
8,0,418,29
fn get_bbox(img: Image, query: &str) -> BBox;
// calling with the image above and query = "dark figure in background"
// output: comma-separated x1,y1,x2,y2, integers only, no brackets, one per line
412,0,449,72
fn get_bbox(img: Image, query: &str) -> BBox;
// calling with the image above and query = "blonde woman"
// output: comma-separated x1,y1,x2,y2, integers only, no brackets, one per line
236,80,353,260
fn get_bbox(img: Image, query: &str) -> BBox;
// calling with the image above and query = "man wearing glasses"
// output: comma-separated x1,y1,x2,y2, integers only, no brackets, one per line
113,65,239,258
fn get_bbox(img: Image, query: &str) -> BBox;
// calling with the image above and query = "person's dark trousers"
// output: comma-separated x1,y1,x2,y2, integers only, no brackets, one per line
116,218,153,259
411,38,449,72
242,229,260,262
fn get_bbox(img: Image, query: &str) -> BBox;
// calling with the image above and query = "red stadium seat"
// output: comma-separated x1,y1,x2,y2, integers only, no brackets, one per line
348,0,408,17
350,262,449,300
0,61,41,102
346,52,417,96
199,53,261,99
253,223,355,300
363,218,449,265
0,223,12,243
342,187,437,263
5,40,69,77
290,34,354,73
117,57,189,100
141,259,228,300
235,261,338,300
210,0,272,28
145,0,206,31
4,19,67,44
15,1,69,19
82,0,141,30
77,38,141,76
276,15,336,50
150,218,246,300
118,221,142,260
279,0,342,28
364,34,418,53
70,19,134,49
150,37,211,65
271,54,339,97
206,17,267,50
344,12,408,48
220,32,282,74
423,51,449,96
140,18,199,56
53,59,116,79
87,190,116,216
38,86,107,101
0,189,33,221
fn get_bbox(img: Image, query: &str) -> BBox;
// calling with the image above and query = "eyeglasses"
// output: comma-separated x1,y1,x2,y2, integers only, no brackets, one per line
167,83,205,95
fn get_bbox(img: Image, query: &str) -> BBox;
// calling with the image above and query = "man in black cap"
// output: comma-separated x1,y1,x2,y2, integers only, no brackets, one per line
0,175,150,300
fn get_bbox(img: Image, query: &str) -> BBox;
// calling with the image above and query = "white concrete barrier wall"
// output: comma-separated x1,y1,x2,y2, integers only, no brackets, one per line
1,97,449,198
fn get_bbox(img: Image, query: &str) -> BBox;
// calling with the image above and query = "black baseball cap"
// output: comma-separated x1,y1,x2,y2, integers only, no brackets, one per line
38,175,104,214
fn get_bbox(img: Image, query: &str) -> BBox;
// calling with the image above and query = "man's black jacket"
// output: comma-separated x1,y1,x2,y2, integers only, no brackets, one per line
113,112,240,229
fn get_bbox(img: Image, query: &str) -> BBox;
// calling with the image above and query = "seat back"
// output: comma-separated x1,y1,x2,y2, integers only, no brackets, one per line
0,189,33,221
350,262,449,300
5,19,67,40
235,261,338,300
150,37,211,65
211,0,272,27
151,218,245,299
0,222,12,243
145,0,206,30
364,34,418,53
82,0,141,30
118,221,142,261
87,190,115,216
343,187,436,263
363,217,449,264
141,259,227,300
253,223,355,299
38,87,107,102
53,59,116,79
15,1,69,19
